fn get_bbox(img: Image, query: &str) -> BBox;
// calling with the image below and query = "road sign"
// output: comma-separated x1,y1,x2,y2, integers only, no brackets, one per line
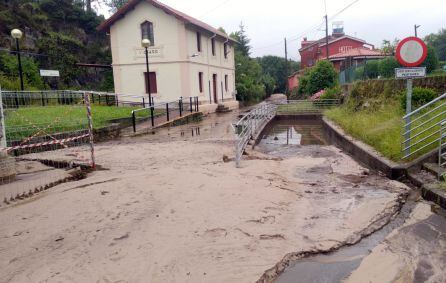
395,67,426,79
396,37,427,67
40,69,60,77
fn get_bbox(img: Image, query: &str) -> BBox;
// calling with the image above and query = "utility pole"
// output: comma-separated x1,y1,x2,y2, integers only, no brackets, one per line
414,24,421,37
325,15,329,60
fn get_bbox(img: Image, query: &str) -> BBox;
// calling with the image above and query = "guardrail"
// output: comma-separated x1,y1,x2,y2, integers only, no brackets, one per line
131,96,199,132
233,103,277,167
401,92,446,160
276,99,341,114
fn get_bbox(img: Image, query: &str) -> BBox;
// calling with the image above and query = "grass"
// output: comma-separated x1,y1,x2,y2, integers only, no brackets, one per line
277,101,339,114
325,102,403,161
5,105,139,141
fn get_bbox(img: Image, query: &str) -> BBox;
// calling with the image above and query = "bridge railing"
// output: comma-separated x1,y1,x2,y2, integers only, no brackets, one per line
276,99,341,114
233,103,277,167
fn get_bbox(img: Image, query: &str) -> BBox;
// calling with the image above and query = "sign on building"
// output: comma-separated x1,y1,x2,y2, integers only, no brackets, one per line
395,67,426,79
40,69,60,77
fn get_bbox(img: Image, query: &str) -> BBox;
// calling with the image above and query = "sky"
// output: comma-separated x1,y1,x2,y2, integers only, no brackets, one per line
96,0,446,61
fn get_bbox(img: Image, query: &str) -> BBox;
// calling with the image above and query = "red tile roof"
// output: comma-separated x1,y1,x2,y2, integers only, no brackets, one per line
328,47,386,60
97,0,236,42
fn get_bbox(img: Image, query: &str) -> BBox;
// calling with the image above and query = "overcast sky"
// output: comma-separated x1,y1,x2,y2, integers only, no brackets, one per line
97,0,446,61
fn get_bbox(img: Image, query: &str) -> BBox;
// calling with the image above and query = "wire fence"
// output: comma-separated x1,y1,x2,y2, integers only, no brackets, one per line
0,89,95,205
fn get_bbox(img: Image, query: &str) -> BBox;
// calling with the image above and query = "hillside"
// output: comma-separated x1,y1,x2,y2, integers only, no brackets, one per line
0,0,112,90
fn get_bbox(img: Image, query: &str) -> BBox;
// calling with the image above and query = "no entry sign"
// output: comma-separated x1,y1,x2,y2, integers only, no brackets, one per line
396,37,427,67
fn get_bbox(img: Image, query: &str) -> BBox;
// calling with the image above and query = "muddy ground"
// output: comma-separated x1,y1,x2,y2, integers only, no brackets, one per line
0,110,445,282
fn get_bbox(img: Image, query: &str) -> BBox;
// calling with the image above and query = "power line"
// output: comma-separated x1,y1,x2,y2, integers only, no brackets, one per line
199,0,233,17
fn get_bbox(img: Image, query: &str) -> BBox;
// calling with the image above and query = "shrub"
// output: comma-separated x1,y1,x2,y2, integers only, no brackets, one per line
422,46,439,73
400,87,437,110
379,57,400,78
321,85,342,99
306,60,338,94
364,60,380,79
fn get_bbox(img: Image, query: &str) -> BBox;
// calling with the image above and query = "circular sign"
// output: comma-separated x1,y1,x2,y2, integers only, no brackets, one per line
396,37,427,67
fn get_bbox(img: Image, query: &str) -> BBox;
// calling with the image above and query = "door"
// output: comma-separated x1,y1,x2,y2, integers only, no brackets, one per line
212,74,218,104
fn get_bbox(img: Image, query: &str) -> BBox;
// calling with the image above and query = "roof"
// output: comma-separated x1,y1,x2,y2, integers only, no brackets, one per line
327,48,387,61
299,35,368,52
97,0,236,43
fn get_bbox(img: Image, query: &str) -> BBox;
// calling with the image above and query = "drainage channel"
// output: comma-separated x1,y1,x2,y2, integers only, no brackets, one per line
256,117,415,282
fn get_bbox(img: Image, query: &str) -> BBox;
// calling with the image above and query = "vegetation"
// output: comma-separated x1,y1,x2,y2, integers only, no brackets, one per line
400,87,436,110
297,60,337,96
425,29,446,61
257,56,299,94
0,0,111,90
5,105,138,140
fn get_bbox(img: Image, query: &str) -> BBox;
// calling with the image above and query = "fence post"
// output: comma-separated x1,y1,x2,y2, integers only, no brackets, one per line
0,87,7,148
132,111,136,133
166,103,170,121
41,91,45,106
105,94,109,105
84,92,96,169
179,98,183,117
142,97,146,108
14,91,19,108
196,97,199,112
115,94,119,107
150,106,155,127
189,97,193,113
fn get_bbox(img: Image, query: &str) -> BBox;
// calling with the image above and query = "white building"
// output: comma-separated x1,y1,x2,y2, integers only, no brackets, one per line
98,0,239,113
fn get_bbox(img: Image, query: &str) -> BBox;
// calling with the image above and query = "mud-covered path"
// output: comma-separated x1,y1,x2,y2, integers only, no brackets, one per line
0,110,439,282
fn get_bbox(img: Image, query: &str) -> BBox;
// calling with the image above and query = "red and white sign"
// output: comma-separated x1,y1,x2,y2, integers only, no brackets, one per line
396,37,428,67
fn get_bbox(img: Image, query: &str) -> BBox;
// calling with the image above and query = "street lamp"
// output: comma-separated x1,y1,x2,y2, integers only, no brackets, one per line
11,29,24,91
142,38,152,106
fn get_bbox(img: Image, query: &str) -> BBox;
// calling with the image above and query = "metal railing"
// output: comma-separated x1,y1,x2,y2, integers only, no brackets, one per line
401,92,446,160
276,99,341,114
233,103,277,167
131,96,199,132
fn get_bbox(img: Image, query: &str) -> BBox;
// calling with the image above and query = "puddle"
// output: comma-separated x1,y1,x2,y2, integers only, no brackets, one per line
276,200,415,283
259,119,327,148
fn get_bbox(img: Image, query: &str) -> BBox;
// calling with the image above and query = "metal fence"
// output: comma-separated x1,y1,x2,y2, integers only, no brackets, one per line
0,89,95,205
233,103,277,167
401,92,446,162
276,99,341,114
131,96,199,132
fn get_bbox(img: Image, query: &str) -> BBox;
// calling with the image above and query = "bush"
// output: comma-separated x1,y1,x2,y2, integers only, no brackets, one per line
321,85,342,99
422,46,439,73
364,60,380,79
299,60,337,95
379,57,400,78
400,87,437,110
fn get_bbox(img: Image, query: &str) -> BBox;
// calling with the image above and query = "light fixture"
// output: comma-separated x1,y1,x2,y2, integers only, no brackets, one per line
141,38,151,48
11,29,23,39
190,53,199,58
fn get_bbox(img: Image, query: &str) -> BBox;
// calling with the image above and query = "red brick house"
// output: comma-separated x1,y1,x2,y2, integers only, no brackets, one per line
299,27,377,70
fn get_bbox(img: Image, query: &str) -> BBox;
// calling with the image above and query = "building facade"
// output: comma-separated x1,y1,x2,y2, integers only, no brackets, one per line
98,0,238,112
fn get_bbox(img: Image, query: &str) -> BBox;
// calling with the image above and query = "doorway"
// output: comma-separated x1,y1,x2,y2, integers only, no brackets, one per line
212,74,218,104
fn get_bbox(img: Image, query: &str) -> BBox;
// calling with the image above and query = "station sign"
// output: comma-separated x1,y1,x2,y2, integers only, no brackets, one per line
395,67,426,79
40,69,60,77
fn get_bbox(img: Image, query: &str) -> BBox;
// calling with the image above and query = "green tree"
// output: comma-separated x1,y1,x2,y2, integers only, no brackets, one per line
421,45,439,73
425,29,446,61
301,60,338,95
378,57,400,78
381,39,399,55
0,53,44,89
230,23,251,57
105,0,128,13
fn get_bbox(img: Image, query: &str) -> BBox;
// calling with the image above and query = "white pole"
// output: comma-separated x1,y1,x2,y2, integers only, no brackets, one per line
405,79,413,156
0,86,7,148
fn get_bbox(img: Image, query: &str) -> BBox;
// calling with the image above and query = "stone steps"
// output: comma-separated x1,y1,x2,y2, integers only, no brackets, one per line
422,162,446,180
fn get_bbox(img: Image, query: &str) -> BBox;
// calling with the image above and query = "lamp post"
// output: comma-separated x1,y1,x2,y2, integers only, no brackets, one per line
11,29,24,91
142,38,152,106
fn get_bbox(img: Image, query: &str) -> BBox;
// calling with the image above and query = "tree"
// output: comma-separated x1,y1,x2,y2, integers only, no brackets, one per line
105,0,128,13
299,60,337,95
230,23,251,56
425,29,446,61
421,45,439,73
381,39,399,55
378,57,400,78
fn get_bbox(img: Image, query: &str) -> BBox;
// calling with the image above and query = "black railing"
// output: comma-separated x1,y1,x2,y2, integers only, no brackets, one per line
131,96,199,132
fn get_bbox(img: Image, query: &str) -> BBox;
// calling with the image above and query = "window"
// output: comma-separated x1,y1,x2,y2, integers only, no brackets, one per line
144,72,157,94
141,21,154,46
197,32,202,52
225,75,228,92
198,72,204,93
224,43,228,58
211,38,216,56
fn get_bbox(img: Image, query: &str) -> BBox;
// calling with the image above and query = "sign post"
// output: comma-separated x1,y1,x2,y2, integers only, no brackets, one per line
395,37,428,156
0,86,6,148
